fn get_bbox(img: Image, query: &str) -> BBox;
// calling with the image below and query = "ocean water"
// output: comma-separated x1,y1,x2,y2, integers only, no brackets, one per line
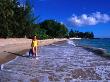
74,38,110,53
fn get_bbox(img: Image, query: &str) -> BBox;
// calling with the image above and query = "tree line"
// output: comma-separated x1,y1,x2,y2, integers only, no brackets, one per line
0,0,35,38
69,29,94,39
0,0,68,39
0,0,94,39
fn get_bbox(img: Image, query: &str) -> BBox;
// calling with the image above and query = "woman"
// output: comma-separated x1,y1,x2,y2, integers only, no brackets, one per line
31,35,38,57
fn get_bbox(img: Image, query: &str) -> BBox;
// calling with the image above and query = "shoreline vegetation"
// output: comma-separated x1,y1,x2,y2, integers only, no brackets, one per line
0,0,94,39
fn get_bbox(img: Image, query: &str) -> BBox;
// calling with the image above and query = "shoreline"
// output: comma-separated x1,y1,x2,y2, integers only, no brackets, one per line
71,38,110,58
1,38,110,68
1,39,110,81
0,38,67,64
77,45,110,58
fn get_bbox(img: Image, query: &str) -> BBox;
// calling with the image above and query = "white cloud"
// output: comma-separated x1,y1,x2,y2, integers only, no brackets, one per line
69,12,110,26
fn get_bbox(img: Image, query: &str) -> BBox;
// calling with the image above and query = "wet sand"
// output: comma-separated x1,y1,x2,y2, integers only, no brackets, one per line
0,41,110,82
0,38,66,64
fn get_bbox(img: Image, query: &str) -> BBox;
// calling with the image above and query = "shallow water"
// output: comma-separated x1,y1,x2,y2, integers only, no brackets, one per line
75,38,110,53
0,41,110,82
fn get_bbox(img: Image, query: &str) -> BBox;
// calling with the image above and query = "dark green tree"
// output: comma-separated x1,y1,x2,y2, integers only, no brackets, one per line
84,32,94,39
39,20,68,38
69,29,74,37
0,0,38,38
0,0,15,38
31,24,48,39
69,29,94,39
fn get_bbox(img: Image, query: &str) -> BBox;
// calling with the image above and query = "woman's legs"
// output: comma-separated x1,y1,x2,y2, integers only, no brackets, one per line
34,46,38,56
32,47,35,56
32,46,38,57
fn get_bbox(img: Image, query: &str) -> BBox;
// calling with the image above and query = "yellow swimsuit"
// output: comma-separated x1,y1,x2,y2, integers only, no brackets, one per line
31,40,38,47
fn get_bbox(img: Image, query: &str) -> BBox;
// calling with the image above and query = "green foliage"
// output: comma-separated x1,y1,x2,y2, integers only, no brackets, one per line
31,24,49,39
0,0,68,39
69,29,74,37
39,20,68,38
84,32,94,39
69,29,94,39
0,0,15,38
0,0,38,38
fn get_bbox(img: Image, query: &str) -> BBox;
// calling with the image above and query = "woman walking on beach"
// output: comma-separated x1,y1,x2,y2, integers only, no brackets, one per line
31,35,38,57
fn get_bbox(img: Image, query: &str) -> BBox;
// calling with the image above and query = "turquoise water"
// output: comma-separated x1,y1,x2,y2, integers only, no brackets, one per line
74,38,110,53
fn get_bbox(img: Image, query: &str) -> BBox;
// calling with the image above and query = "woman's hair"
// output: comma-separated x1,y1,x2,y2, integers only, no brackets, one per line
32,35,37,39
34,35,36,37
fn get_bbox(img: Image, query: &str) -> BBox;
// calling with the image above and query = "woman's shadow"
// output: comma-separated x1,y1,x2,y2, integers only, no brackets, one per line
3,49,32,58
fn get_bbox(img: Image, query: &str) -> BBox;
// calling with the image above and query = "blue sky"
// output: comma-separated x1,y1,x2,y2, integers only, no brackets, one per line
22,0,110,38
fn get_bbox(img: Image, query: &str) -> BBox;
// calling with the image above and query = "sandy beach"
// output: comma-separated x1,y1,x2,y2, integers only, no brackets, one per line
0,38,67,64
